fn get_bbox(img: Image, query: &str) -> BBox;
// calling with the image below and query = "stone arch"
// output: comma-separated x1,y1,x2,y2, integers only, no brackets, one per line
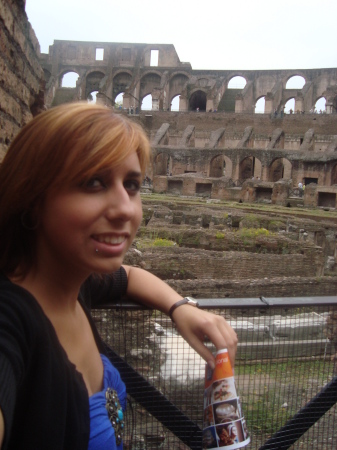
239,156,262,181
189,89,207,111
285,75,306,89
114,92,124,109
223,156,233,178
284,97,295,113
170,95,180,111
255,96,265,113
155,152,169,175
87,90,99,103
113,71,133,98
169,73,189,100
209,154,233,178
60,70,79,87
228,76,247,89
314,96,326,113
139,71,162,99
141,94,152,110
217,74,247,112
269,157,292,182
85,71,105,98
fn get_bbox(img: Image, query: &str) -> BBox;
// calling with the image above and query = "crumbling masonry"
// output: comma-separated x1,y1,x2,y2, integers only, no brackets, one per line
2,10,337,207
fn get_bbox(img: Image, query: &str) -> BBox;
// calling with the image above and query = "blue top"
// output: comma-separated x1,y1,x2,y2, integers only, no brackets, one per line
88,354,126,450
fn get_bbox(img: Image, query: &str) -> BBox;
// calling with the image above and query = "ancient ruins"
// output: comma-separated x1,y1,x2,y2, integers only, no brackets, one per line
1,4,337,445
1,0,337,296
2,9,337,208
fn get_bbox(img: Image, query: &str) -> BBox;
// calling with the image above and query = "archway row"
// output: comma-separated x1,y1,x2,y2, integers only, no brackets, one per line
154,153,295,183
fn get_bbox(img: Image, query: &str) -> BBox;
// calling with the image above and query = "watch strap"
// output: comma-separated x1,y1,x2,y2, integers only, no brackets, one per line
168,297,199,321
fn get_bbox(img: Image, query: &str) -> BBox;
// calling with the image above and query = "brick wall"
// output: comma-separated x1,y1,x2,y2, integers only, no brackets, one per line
136,247,322,281
167,276,337,299
0,0,44,159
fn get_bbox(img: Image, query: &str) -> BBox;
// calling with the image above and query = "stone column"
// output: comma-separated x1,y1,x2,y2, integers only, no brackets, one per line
206,98,214,112
179,95,188,112
295,95,304,113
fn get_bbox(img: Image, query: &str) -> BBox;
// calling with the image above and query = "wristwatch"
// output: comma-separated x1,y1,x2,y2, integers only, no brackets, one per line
168,297,199,321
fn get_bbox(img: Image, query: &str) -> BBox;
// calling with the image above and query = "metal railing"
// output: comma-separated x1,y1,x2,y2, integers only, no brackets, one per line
92,296,337,449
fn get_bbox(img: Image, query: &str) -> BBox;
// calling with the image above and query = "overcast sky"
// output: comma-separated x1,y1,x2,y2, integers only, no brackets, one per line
25,0,337,71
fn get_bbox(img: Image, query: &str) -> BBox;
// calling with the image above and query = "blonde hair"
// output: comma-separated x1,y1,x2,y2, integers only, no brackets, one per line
0,102,151,275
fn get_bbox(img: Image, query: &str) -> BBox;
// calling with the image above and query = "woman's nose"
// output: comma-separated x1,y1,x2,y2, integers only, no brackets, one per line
105,185,135,221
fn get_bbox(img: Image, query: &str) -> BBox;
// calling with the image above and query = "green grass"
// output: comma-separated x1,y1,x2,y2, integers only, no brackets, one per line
238,227,270,239
141,192,337,220
236,360,332,435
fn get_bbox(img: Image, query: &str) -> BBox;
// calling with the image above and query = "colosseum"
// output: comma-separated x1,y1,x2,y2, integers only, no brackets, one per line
2,2,337,210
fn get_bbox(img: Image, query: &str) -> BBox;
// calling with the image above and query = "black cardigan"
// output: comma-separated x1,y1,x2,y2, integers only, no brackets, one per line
0,269,128,449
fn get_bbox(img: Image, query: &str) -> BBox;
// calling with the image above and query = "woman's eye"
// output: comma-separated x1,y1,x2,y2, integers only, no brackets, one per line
84,177,105,189
124,179,140,194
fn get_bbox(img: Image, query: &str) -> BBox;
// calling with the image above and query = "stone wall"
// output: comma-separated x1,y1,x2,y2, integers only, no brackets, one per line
166,276,337,299
140,111,337,138
137,247,321,281
0,0,44,158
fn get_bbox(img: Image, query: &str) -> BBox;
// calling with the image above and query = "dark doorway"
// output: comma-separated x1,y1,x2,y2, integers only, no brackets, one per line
168,180,183,195
304,178,318,185
189,91,207,111
318,192,336,208
196,183,212,197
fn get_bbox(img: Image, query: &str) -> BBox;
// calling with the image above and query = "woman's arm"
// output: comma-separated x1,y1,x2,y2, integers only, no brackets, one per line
123,265,238,368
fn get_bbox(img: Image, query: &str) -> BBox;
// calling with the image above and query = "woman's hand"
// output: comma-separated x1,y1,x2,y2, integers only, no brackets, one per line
170,304,238,368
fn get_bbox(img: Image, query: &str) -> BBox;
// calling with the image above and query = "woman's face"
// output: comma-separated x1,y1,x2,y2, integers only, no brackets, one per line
36,152,143,279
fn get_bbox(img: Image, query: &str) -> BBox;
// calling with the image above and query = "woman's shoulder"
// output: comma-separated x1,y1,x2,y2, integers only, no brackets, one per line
0,273,47,333
80,267,128,308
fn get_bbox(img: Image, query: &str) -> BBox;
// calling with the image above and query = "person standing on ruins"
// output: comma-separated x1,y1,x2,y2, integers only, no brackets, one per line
298,181,303,197
0,102,237,450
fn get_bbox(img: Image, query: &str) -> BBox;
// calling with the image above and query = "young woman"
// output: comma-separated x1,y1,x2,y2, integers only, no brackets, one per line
0,103,237,449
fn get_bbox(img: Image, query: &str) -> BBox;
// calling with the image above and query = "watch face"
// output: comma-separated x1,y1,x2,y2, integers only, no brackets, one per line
186,297,198,306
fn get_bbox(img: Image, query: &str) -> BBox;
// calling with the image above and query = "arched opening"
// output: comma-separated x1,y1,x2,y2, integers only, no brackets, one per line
286,76,306,89
255,97,265,114
113,72,132,96
141,94,152,110
189,90,207,111
209,155,233,178
85,71,105,98
284,98,295,114
171,95,180,111
217,77,246,112
331,164,337,185
222,156,233,178
210,155,224,178
155,153,169,175
61,71,79,87
139,73,161,102
87,91,99,103
239,156,262,181
314,97,326,113
169,74,189,110
114,92,124,109
228,76,246,89
269,158,292,182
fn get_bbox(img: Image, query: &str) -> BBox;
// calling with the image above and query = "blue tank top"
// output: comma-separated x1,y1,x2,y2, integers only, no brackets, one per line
88,354,126,450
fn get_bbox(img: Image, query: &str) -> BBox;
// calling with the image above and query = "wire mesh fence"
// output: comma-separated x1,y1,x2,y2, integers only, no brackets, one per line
92,297,337,449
